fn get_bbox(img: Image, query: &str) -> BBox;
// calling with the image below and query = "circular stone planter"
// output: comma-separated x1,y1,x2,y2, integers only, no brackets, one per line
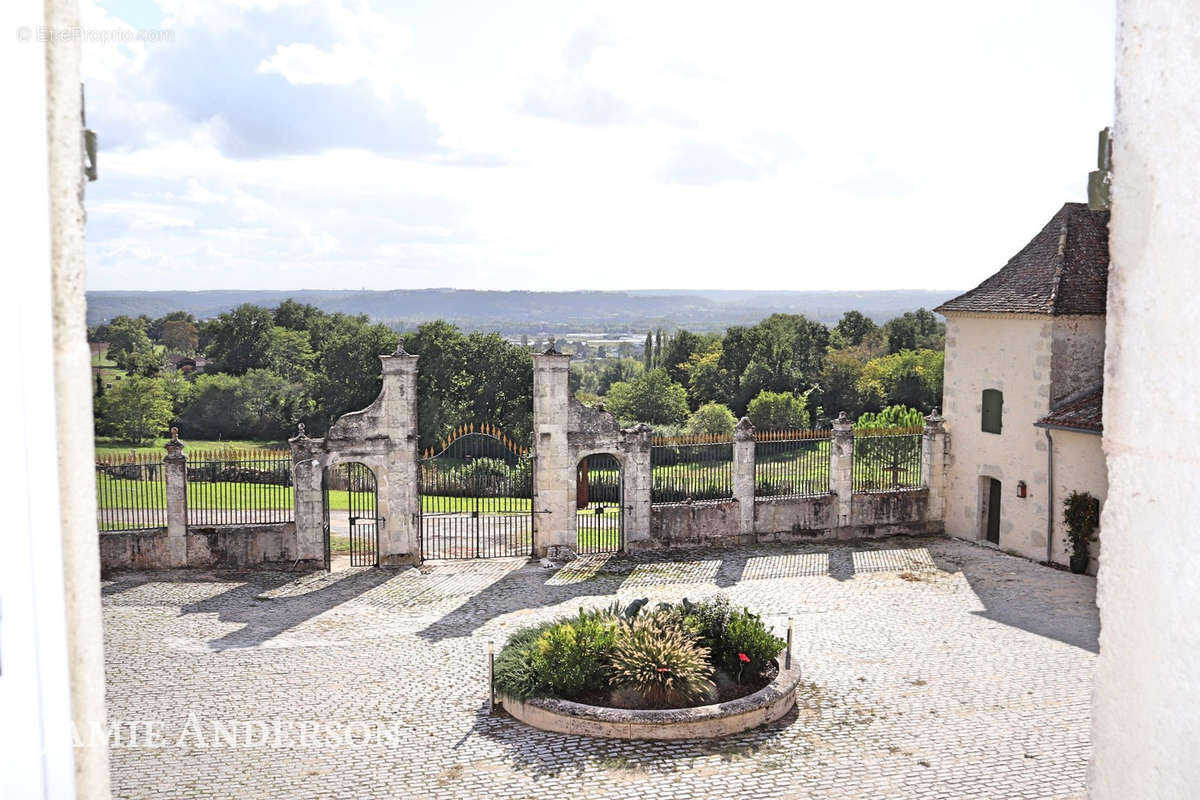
499,657,802,740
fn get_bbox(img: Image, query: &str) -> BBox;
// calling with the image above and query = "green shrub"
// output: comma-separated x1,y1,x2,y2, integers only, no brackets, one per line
717,608,786,684
1063,490,1101,560
610,614,715,708
662,595,731,653
493,609,617,700
493,620,559,700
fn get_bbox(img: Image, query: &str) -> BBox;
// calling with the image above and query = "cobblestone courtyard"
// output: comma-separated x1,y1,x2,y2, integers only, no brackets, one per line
101,536,1098,799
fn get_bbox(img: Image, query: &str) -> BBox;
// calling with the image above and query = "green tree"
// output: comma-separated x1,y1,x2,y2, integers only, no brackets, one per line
746,390,811,432
857,348,944,412
605,368,689,425
883,308,944,353
99,375,172,445
835,310,877,346
723,314,830,414
273,299,324,332
266,326,316,384
683,347,731,410
204,304,276,374
685,402,737,436
660,329,704,385
855,405,925,429
817,349,869,420
643,331,653,371
105,316,153,367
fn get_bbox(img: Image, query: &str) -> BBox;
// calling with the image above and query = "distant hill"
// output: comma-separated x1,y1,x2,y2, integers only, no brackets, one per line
85,288,962,333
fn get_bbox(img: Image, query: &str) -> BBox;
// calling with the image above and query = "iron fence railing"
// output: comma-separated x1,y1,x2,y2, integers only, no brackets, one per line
754,429,832,498
651,435,733,504
95,454,168,531
186,450,294,526
852,429,923,492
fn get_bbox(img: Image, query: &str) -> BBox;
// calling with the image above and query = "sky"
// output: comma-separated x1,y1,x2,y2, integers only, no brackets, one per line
80,0,1115,292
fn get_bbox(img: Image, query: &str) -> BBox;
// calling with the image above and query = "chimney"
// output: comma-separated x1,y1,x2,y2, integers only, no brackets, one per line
1088,127,1112,211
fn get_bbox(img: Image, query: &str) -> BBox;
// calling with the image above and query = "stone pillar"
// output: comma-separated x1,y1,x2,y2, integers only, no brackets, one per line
830,411,854,531
621,424,654,547
921,408,947,530
1091,8,1200,797
290,425,325,565
163,428,187,568
532,347,573,556
378,347,420,565
733,417,757,539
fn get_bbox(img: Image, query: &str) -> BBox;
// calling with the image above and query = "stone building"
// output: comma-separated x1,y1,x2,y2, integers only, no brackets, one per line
937,201,1109,570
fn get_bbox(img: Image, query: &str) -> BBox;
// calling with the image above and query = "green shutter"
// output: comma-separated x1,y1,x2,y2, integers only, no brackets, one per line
981,389,1003,434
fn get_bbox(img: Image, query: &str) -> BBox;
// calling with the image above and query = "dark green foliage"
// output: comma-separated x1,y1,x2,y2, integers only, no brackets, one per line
204,304,277,375
883,308,944,353
605,368,689,425
835,310,877,346
717,608,786,684
403,322,533,448
493,609,619,700
1063,490,1101,559
662,595,731,654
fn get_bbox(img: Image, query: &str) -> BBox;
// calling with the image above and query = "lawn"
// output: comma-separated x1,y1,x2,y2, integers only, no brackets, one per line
95,438,289,459
96,472,531,513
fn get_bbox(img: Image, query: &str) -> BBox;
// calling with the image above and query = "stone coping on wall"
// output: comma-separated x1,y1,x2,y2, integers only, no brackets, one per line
499,656,801,740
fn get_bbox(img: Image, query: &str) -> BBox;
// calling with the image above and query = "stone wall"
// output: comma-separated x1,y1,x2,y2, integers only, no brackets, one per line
99,523,316,571
643,489,935,550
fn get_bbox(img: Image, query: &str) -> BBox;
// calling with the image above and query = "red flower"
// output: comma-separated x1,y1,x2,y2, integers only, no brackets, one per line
738,652,751,663
656,667,671,673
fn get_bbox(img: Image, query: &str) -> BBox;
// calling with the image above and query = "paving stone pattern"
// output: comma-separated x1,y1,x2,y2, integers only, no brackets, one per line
102,536,1098,799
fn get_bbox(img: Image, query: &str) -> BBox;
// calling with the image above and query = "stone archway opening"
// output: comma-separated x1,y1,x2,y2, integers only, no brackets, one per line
575,453,623,554
321,462,380,571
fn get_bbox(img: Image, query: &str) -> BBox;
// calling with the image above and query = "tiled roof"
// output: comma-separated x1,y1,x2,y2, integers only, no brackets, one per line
936,203,1110,315
1034,387,1104,434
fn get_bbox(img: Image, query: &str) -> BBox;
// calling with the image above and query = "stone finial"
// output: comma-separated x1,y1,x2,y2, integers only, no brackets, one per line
832,410,854,436
297,422,307,438
734,416,756,440
164,427,185,461
924,407,945,432
543,337,559,355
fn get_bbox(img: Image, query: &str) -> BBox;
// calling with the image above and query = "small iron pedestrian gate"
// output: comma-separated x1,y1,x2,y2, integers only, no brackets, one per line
322,462,380,568
419,425,533,559
575,453,623,554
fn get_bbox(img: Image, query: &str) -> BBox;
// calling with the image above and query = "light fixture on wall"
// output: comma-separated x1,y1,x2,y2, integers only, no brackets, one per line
1016,481,1027,498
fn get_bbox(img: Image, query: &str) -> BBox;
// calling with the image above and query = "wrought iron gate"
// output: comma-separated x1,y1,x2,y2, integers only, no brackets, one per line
419,425,533,559
575,453,623,554
322,462,380,568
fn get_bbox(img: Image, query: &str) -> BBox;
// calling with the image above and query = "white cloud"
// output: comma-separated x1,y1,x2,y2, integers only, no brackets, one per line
84,0,1115,293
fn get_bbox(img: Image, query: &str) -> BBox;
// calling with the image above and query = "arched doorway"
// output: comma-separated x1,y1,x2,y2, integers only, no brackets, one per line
321,462,380,569
575,453,623,554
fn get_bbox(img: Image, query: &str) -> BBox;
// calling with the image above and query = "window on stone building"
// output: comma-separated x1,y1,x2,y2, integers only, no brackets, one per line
981,389,1003,434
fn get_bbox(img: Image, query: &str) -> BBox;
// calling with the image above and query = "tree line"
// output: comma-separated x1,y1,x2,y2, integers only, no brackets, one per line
90,301,943,447
571,309,944,436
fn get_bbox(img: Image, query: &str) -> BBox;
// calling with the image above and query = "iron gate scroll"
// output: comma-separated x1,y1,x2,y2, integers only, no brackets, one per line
322,462,381,568
575,453,623,554
419,425,533,559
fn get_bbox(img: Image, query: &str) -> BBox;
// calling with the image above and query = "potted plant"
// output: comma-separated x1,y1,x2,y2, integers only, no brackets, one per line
1063,490,1100,574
